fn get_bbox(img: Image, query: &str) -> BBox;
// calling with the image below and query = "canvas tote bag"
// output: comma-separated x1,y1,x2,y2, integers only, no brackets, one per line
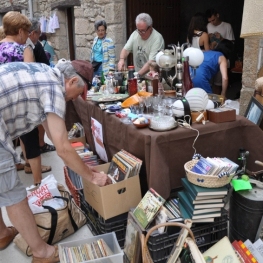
14,184,87,256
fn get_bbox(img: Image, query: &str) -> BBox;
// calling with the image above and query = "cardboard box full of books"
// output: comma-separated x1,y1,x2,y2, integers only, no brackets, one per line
69,136,86,146
58,232,123,263
83,163,142,220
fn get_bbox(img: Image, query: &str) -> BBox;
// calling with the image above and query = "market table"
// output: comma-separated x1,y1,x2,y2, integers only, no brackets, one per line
69,98,263,199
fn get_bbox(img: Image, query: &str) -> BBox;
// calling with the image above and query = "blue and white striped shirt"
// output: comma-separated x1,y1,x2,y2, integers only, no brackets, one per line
0,62,66,162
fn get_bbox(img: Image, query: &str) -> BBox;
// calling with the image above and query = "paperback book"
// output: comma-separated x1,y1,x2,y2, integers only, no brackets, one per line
133,188,166,229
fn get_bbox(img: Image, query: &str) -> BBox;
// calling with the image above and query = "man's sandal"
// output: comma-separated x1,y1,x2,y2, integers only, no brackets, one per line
32,245,59,263
24,163,52,174
16,163,25,171
40,143,56,154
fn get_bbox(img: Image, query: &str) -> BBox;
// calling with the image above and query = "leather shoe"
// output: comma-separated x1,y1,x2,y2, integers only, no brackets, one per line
32,245,59,263
0,226,18,250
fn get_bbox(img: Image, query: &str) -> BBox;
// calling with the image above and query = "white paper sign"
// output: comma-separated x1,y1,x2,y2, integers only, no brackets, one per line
91,117,108,162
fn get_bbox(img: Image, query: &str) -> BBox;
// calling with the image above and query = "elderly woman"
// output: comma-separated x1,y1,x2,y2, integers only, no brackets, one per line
90,20,116,77
0,11,52,186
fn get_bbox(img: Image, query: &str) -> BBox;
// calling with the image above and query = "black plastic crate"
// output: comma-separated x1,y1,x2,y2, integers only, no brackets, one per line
80,199,128,248
147,211,228,263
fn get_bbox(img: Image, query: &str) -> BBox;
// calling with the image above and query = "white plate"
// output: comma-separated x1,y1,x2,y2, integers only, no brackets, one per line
91,94,129,102
149,122,178,131
105,110,116,114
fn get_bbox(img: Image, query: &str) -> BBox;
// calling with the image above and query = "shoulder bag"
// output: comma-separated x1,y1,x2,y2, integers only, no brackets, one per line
13,184,87,256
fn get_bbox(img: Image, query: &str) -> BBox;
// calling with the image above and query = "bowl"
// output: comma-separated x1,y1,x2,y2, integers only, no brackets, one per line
133,118,150,128
107,105,122,112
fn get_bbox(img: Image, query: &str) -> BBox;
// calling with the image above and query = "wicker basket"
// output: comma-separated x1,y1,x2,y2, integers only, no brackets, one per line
141,221,205,263
184,159,235,188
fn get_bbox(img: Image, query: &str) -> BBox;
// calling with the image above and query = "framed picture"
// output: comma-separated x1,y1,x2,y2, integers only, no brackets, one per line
244,96,263,126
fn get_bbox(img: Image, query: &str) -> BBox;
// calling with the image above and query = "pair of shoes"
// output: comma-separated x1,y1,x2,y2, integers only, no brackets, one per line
24,163,52,174
16,163,25,171
0,226,18,250
32,245,59,263
40,143,56,154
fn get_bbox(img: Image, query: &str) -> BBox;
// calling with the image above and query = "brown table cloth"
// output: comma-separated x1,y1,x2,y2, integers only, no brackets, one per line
70,98,263,199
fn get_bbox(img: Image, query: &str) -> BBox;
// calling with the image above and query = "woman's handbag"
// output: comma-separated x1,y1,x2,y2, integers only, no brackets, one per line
92,61,102,72
141,220,206,263
13,184,87,256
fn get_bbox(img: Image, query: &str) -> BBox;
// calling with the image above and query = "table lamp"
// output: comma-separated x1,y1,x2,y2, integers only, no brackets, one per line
240,0,263,72
155,43,204,89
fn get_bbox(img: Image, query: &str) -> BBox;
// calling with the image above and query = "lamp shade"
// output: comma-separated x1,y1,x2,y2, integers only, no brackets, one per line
183,47,204,68
240,0,263,38
156,49,177,69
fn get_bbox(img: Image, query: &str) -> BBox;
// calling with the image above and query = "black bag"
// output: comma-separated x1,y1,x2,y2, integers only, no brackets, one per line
92,61,102,72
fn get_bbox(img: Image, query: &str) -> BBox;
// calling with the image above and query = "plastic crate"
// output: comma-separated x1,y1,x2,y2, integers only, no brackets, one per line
81,199,128,248
58,232,124,263
147,211,228,263
64,166,83,207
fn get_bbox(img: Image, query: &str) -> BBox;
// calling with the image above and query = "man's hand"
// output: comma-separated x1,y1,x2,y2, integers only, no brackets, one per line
118,59,125,71
91,171,111,186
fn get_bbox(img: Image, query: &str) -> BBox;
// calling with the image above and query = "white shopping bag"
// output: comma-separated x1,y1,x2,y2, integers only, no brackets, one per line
27,174,64,214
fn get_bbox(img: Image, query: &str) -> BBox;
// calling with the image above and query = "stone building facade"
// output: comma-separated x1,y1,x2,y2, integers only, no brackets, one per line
0,0,126,65
0,0,259,115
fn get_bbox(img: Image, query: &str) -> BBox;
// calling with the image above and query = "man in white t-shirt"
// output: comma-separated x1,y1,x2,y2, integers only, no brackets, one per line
206,8,235,94
118,13,164,76
206,8,235,49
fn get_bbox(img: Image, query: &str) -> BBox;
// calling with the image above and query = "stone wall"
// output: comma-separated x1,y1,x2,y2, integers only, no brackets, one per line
239,39,261,116
0,0,126,63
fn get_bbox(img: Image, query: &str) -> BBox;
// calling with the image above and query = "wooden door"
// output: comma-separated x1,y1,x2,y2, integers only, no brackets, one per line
126,0,180,50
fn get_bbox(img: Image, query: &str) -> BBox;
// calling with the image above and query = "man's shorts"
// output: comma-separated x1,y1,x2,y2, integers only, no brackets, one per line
0,144,27,207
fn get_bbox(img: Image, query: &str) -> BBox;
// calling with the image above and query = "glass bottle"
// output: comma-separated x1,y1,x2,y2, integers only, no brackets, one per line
100,71,105,85
128,65,135,80
182,56,193,97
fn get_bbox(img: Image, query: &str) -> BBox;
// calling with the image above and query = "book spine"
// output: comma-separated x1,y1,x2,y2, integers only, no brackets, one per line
238,241,258,263
178,191,194,215
232,240,250,263
165,202,181,218
181,178,197,199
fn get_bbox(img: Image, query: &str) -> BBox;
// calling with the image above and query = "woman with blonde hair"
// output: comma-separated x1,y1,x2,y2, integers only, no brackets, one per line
0,11,51,185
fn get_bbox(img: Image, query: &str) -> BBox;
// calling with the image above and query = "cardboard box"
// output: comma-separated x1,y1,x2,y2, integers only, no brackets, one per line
68,136,86,146
58,232,123,263
207,107,236,123
83,163,142,220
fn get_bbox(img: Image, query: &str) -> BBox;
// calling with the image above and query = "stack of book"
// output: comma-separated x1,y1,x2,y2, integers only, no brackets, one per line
232,238,263,262
178,178,228,223
107,149,142,183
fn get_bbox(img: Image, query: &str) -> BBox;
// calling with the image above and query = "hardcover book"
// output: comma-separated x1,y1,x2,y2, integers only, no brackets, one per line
178,200,221,221
238,241,258,263
133,188,165,229
203,236,240,263
185,190,224,205
181,178,228,197
178,191,222,215
244,239,263,262
232,240,253,263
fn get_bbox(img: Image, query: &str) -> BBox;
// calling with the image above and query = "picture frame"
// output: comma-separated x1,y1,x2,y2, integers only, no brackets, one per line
244,96,263,126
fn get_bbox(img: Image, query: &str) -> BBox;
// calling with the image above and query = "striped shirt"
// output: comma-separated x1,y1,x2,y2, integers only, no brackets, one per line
0,62,66,162
91,36,116,75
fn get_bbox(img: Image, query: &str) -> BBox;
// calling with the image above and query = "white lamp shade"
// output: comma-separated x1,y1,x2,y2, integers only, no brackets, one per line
240,0,263,38
206,99,216,110
172,100,185,117
185,88,208,111
156,49,177,69
183,47,204,68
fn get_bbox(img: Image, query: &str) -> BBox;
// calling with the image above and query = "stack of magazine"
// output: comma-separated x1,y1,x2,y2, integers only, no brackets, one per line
107,149,142,184
191,156,239,176
61,238,113,262
68,122,85,139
